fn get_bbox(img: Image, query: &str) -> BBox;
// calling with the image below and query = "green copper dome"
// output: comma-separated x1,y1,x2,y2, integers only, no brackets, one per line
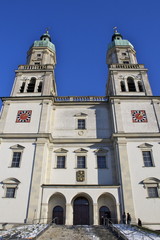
108,30,134,50
32,31,55,52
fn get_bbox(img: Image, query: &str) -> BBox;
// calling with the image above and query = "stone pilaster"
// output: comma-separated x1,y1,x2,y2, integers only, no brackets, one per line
117,138,136,222
26,139,47,223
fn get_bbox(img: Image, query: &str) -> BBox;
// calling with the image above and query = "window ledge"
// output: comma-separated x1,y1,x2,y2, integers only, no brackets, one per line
75,168,87,169
142,166,155,168
146,197,160,199
95,167,108,169
75,128,86,130
2,197,16,199
53,167,67,169
8,166,20,168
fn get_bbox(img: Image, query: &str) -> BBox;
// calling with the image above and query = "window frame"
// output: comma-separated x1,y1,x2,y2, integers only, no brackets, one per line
6,188,16,198
56,155,66,169
11,152,22,168
147,187,159,198
142,150,154,167
77,156,86,169
9,145,25,168
2,178,20,199
97,155,107,169
77,119,86,130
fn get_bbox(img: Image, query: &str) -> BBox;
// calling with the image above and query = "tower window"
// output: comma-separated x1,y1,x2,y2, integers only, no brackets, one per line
127,77,136,92
78,119,85,129
20,82,25,93
35,62,40,65
138,81,144,92
120,81,126,92
38,81,42,92
123,61,129,64
37,54,41,57
122,52,127,56
27,78,36,92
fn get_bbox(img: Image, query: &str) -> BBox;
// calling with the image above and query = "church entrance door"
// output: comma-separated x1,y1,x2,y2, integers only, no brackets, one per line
73,197,89,225
99,206,111,225
52,206,64,224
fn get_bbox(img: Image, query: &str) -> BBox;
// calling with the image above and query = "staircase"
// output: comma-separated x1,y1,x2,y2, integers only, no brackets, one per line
37,225,119,240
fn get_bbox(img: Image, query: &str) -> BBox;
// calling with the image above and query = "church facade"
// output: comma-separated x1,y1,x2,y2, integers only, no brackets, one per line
0,30,160,230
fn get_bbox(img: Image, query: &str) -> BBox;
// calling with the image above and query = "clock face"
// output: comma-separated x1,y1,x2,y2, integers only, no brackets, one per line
131,110,147,123
16,110,32,123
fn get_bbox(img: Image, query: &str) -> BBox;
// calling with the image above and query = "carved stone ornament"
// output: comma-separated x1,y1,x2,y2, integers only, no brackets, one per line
76,171,85,182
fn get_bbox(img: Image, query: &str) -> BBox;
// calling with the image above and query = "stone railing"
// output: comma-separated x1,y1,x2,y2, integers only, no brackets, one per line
54,96,108,102
109,64,144,69
18,64,54,70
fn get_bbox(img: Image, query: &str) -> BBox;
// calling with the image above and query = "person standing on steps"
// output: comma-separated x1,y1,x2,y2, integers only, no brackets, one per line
127,213,131,225
122,212,126,224
138,218,142,227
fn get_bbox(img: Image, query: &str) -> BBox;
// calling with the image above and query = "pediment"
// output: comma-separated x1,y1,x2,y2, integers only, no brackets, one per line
74,113,88,117
138,143,153,149
142,177,160,184
2,178,20,185
94,148,108,154
54,148,68,153
74,148,88,153
10,144,25,150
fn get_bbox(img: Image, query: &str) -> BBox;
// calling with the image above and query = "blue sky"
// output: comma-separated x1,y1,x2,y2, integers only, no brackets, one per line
0,0,160,97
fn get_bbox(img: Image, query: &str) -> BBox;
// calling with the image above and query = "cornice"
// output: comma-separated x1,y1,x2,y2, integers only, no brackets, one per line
0,133,112,144
41,184,120,189
112,133,160,138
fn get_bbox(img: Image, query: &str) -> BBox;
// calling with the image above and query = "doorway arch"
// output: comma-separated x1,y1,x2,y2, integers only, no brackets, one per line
52,206,64,225
73,197,89,225
98,193,117,223
99,206,111,225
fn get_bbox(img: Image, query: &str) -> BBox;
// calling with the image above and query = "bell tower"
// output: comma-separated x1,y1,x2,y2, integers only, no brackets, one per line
106,29,152,96
11,31,57,97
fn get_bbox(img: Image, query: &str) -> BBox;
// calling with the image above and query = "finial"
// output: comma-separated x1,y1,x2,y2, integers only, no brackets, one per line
46,27,49,34
113,26,118,33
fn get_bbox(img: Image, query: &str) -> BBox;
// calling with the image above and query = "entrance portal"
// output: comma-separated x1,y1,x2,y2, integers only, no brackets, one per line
52,206,64,225
73,197,89,225
99,206,111,225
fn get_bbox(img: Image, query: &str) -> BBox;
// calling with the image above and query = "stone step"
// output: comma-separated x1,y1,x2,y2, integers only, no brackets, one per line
37,225,118,240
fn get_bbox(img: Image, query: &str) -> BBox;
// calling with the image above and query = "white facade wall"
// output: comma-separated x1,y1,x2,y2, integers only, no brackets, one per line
51,145,113,185
0,141,36,222
52,105,111,139
127,141,160,224
120,100,159,133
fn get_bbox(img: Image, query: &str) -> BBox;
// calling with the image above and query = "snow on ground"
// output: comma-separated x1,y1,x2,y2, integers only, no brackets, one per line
0,224,48,239
114,224,160,240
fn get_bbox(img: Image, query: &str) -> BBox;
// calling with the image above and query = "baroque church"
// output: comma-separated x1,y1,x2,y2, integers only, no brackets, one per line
0,30,160,230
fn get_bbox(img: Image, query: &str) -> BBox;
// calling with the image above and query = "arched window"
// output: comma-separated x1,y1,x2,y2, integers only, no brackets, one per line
138,81,144,92
127,77,136,92
27,78,36,92
20,82,25,93
120,81,126,92
38,81,42,92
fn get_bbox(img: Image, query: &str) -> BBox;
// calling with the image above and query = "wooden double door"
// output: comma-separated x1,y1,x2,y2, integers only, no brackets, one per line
73,197,89,225
52,206,64,225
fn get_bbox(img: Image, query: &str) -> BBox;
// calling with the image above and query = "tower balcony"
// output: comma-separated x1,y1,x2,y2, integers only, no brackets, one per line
17,64,54,71
109,64,145,70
